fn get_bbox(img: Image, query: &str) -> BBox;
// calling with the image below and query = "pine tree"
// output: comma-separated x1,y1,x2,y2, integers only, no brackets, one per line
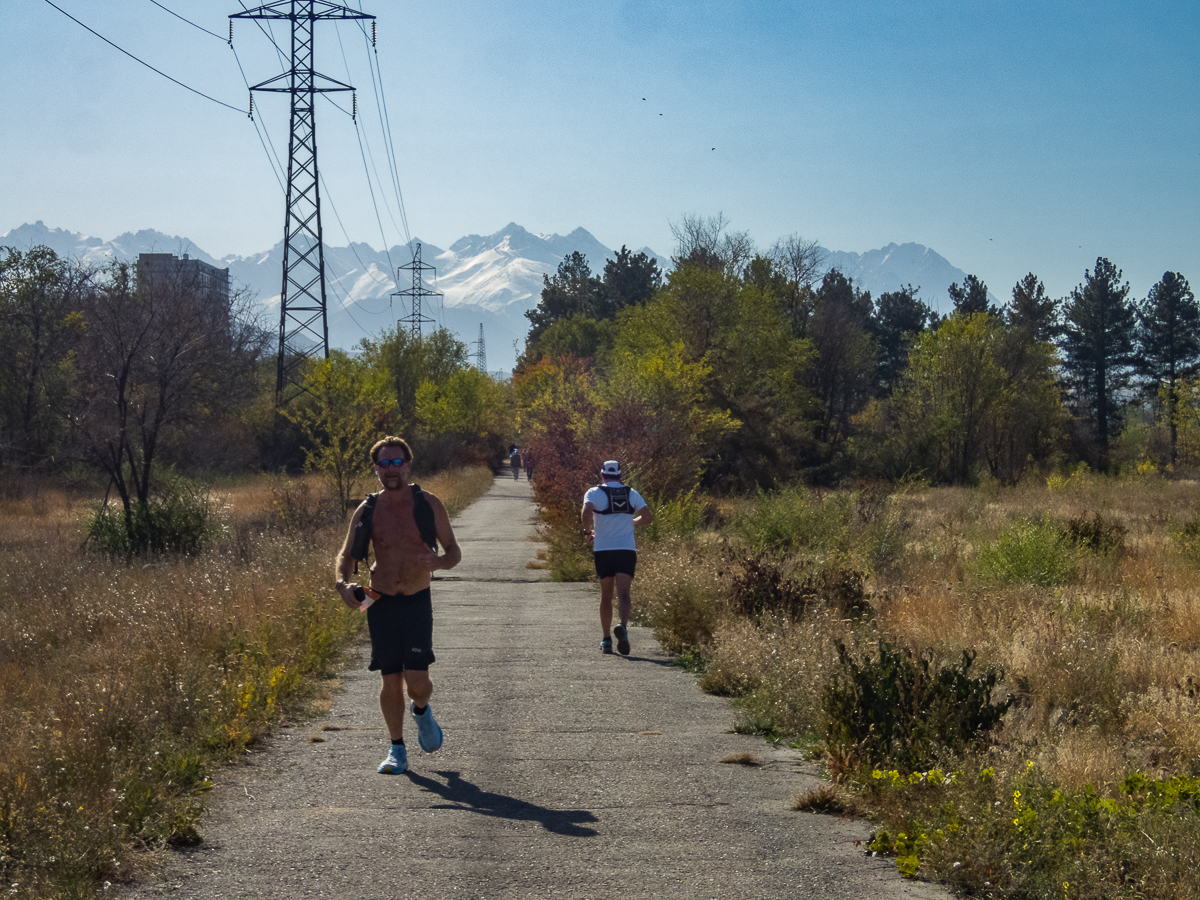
524,251,602,345
948,274,995,317
1137,271,1200,465
599,246,662,316
1060,258,1135,471
869,285,934,392
1007,273,1058,342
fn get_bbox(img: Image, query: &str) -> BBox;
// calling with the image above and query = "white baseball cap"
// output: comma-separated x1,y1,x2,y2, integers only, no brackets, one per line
601,460,621,476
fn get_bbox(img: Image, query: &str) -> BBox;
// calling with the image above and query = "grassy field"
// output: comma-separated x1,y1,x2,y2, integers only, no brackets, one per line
620,471,1200,900
0,466,494,900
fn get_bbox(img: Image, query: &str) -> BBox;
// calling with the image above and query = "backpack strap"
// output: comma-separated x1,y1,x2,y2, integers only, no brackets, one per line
349,492,380,572
348,485,438,571
409,483,439,550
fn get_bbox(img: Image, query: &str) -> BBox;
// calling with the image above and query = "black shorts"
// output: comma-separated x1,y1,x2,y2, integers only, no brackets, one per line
366,588,436,674
594,549,638,580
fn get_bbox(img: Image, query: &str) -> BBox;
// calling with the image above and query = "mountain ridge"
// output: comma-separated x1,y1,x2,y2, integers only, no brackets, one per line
3,221,985,374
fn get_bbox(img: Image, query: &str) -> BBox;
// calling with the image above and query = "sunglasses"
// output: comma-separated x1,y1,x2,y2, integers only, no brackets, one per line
376,457,408,468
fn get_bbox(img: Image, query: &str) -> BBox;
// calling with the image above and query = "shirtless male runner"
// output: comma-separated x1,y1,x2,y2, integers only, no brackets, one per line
335,436,462,774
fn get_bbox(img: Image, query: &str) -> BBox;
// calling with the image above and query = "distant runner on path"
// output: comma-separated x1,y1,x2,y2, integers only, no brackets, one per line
509,445,522,480
580,459,654,656
335,436,462,774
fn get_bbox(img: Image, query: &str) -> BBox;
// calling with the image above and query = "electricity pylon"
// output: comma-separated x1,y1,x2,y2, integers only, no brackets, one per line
394,243,441,338
230,1,374,400
472,324,487,373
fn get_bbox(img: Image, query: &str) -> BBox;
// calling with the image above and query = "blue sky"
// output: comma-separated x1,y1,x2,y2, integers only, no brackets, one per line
2,0,1197,305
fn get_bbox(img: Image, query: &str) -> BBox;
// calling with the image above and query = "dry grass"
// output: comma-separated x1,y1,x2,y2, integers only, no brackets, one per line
720,751,761,766
0,466,492,899
792,783,849,813
634,473,1200,898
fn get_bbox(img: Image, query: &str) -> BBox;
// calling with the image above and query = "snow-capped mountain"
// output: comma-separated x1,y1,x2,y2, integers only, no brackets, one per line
822,242,1000,310
3,221,667,375
3,222,988,373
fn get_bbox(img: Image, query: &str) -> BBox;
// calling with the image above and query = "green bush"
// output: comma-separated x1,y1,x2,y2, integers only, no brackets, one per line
86,472,220,556
731,484,853,553
823,639,1012,772
641,488,705,543
973,513,1077,587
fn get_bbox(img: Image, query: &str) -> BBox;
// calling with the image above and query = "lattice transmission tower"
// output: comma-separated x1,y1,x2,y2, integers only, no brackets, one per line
394,243,441,338
472,324,487,373
230,1,374,400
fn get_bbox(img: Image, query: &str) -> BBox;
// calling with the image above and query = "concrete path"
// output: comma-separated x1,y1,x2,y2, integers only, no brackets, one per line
120,475,948,900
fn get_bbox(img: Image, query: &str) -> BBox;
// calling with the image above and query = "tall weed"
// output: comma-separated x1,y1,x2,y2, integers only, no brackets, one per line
730,484,853,554
634,538,728,653
866,761,1200,899
640,488,706,542
1170,514,1200,565
822,640,1012,772
973,513,1077,587
728,550,869,622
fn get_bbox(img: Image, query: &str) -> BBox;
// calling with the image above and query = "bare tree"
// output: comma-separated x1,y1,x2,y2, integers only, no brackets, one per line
70,260,266,542
765,233,826,335
669,213,755,276
768,233,825,292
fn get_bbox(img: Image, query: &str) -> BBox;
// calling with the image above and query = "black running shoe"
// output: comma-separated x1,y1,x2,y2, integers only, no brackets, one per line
601,636,613,654
613,624,630,656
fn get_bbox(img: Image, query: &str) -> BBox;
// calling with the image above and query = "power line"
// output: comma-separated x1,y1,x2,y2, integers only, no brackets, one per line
132,1,289,195
148,0,226,41
319,170,396,300
353,117,398,285
331,25,407,249
356,19,411,245
229,44,287,191
235,0,289,68
41,0,243,113
146,1,291,199
321,255,376,337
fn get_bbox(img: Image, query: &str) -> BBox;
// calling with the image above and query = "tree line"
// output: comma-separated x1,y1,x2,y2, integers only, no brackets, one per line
0,245,511,545
8,214,1195,539
514,214,1200,522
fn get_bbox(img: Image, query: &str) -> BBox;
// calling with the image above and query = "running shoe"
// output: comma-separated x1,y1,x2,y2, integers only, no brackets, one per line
377,744,408,774
601,636,613,654
613,624,630,656
410,701,444,753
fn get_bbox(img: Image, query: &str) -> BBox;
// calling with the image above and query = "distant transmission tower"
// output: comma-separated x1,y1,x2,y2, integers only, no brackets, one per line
231,1,374,400
472,324,487,373
394,243,441,338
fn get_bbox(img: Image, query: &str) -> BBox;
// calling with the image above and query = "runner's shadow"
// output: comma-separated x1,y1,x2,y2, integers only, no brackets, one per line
406,769,598,837
637,656,681,668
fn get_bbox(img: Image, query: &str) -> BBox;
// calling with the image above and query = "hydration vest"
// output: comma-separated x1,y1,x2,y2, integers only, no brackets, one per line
594,483,633,516
349,484,437,570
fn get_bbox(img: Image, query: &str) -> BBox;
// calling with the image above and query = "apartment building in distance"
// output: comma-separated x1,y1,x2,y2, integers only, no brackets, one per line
136,252,230,305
